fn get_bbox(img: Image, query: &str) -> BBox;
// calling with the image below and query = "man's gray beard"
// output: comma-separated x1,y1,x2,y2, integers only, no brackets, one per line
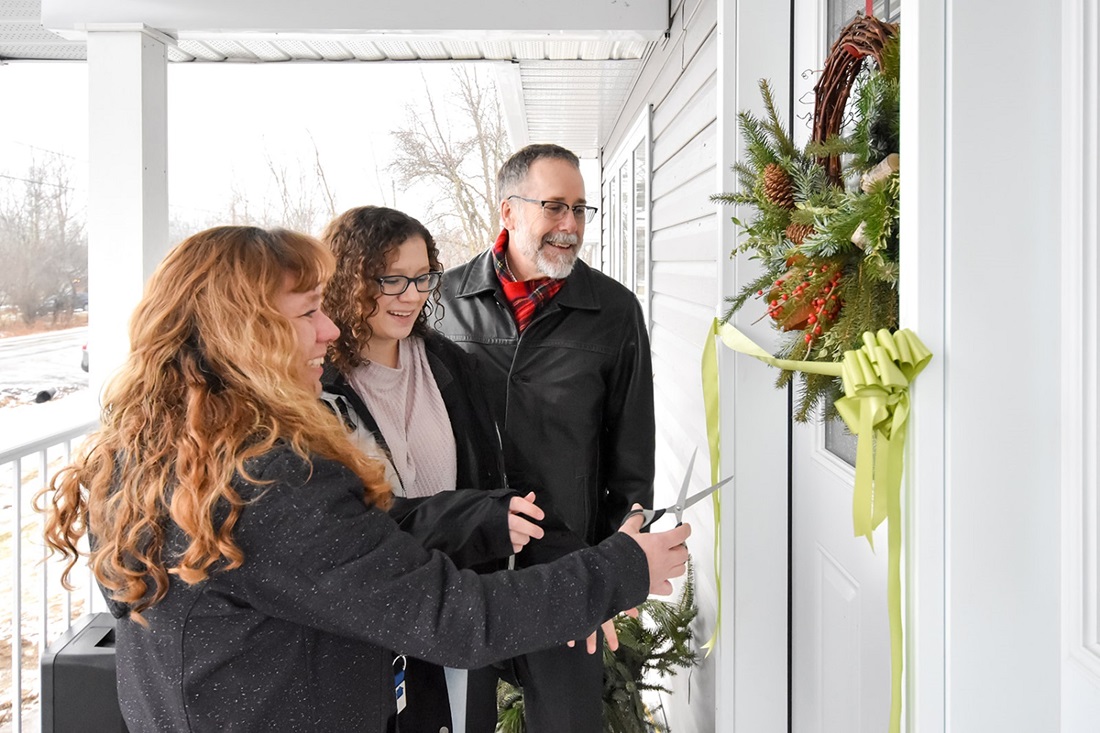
535,247,577,279
535,234,579,279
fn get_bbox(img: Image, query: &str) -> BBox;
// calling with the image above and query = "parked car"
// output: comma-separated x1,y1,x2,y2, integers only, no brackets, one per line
36,290,88,317
81,343,88,372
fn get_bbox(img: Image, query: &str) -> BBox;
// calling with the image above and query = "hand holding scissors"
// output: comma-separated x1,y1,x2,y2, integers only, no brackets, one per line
622,448,731,529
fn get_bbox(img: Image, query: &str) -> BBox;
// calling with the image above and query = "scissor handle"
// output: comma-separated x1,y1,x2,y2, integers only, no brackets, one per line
622,507,662,529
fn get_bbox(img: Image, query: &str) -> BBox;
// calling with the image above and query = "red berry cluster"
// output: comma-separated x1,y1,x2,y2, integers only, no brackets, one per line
756,263,844,346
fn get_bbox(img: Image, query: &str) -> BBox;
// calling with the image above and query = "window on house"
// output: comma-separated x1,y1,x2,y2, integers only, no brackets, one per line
633,141,648,300
829,0,901,39
603,107,651,322
822,0,900,465
619,161,630,288
606,170,619,273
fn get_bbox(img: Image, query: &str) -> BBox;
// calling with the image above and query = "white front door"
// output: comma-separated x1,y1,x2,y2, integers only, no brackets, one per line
790,418,891,732
789,2,895,730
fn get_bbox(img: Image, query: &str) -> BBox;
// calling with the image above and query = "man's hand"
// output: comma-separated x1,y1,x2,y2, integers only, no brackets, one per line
618,504,691,595
507,491,545,553
567,608,640,654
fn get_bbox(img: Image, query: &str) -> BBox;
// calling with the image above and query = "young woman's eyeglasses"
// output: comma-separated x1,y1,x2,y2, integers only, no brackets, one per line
375,271,443,296
507,195,598,224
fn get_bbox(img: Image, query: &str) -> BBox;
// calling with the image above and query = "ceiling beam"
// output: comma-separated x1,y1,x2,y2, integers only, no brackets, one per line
43,0,670,40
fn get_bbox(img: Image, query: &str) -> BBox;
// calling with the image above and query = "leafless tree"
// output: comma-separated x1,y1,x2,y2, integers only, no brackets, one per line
265,156,319,235
256,136,339,235
388,67,511,267
226,181,259,226
0,154,87,324
166,137,342,249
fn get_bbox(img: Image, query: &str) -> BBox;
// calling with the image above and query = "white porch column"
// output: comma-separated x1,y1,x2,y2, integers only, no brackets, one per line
86,25,170,402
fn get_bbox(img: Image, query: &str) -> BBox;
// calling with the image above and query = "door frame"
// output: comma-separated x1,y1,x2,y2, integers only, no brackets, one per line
715,0,794,730
1060,0,1100,722
899,0,947,730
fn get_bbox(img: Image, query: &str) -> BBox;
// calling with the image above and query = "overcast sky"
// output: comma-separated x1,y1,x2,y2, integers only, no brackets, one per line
0,60,498,233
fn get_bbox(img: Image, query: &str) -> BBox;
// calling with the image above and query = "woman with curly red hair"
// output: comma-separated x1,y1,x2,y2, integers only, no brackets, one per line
37,225,691,732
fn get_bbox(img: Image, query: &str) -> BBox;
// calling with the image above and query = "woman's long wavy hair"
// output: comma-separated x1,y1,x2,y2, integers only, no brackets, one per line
37,226,390,620
321,205,441,373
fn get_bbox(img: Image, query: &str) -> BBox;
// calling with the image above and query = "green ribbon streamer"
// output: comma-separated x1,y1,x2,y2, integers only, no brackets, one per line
699,319,724,657
706,319,931,733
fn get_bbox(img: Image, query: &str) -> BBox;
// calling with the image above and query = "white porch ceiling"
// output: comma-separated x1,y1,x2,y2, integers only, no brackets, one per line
0,0,658,158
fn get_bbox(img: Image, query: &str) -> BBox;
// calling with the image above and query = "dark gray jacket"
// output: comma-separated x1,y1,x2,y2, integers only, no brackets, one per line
438,249,656,544
108,446,648,732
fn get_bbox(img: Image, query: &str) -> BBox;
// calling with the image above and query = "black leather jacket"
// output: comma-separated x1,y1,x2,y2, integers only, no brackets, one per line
438,248,655,545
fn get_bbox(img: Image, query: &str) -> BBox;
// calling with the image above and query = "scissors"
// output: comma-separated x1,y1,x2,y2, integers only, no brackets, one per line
623,448,731,529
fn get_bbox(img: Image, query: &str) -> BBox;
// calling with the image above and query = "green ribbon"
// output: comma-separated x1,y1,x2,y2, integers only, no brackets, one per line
698,319,724,657
705,319,931,733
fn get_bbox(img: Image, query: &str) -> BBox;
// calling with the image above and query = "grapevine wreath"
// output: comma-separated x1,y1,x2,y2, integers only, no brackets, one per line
712,14,900,421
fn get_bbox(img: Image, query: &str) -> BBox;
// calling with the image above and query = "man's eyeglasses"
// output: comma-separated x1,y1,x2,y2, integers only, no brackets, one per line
375,271,443,296
507,195,598,224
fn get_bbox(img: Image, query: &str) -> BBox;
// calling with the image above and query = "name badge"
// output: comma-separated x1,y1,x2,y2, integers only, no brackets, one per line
393,654,408,714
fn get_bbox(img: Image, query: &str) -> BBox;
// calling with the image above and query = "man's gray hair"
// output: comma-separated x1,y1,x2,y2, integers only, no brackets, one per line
496,144,581,202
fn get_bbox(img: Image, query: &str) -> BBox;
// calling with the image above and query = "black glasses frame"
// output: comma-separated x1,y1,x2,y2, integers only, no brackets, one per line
507,195,598,224
375,271,443,296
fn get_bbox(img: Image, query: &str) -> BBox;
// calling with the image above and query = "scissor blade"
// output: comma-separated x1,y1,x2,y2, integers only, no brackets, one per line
677,448,698,508
680,476,733,512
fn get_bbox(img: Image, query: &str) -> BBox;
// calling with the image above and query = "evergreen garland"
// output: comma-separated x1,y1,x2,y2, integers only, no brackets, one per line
712,28,901,421
496,563,699,733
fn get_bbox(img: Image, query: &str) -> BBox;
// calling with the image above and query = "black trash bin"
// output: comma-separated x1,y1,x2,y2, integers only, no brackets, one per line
40,612,127,733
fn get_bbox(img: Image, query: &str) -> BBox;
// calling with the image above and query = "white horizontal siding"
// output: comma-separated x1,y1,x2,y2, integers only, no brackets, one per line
651,165,718,231
600,0,721,729
651,215,718,262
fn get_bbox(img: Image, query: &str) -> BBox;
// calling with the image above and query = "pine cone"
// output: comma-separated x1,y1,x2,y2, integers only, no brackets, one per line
762,163,795,209
785,222,815,245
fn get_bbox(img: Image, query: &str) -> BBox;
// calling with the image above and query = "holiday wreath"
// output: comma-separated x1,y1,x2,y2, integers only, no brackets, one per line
706,16,918,733
712,15,900,421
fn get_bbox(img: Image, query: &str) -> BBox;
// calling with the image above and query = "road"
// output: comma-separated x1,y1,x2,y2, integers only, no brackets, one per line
0,327,88,406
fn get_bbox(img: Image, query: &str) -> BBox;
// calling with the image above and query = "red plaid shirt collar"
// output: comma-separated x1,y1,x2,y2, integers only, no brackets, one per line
491,230,565,333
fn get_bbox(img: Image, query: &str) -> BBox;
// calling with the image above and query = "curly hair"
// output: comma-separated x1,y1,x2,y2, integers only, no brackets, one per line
36,226,390,621
321,206,441,372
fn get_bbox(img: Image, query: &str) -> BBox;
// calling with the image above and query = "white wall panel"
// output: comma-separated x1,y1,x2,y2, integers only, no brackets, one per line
651,216,718,262
651,120,718,199
651,35,718,138
944,0,1061,729
609,7,722,721
650,169,718,230
651,260,719,306
599,0,791,729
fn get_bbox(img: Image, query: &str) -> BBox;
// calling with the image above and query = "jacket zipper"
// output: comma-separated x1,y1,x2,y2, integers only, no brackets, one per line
499,297,559,427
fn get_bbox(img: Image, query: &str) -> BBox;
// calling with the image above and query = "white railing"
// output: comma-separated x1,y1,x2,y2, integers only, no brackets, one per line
0,420,100,733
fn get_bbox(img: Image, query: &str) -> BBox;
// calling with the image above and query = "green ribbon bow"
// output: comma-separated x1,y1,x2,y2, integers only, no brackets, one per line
705,319,931,733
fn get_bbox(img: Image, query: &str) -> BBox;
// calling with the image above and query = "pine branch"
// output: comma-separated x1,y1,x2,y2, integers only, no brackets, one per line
758,79,799,159
723,269,781,321
879,32,901,82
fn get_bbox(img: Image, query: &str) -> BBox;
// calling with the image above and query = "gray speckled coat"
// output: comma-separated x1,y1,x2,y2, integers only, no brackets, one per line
108,445,648,732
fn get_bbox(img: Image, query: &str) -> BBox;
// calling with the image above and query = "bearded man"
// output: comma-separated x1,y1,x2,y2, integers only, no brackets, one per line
438,143,656,733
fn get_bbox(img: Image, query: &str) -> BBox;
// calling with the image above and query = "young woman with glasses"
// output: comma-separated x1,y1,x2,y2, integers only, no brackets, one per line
320,206,588,732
